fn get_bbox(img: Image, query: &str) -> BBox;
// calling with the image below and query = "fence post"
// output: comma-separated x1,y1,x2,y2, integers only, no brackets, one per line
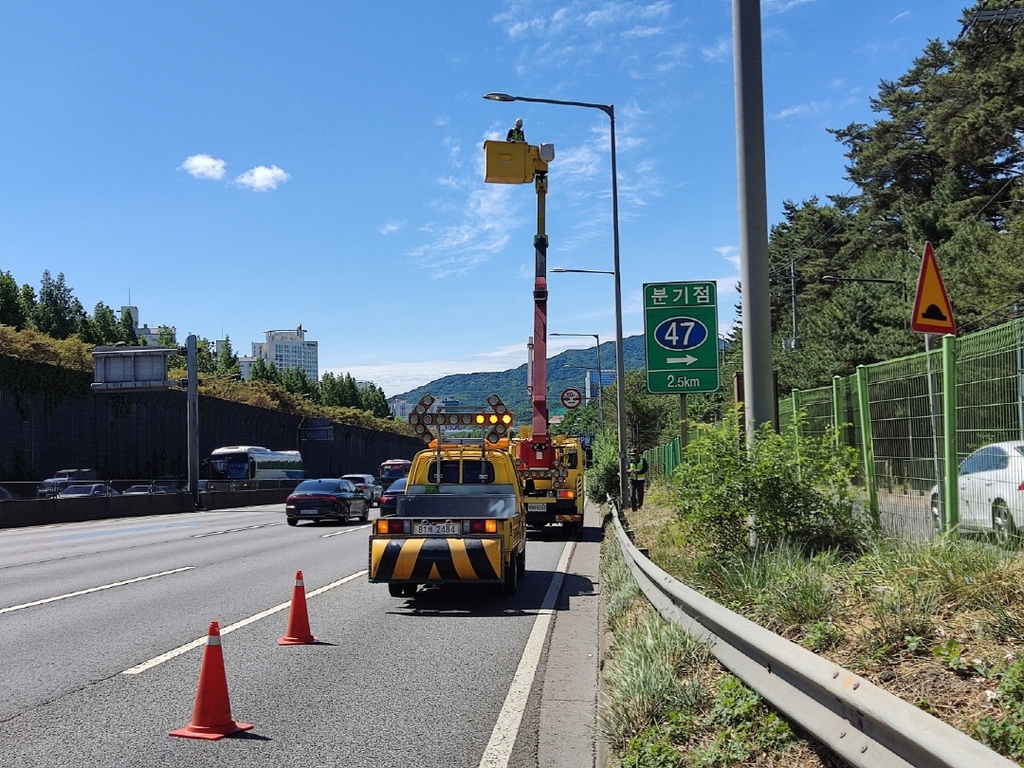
855,365,878,525
791,389,802,481
832,375,842,448
941,334,958,532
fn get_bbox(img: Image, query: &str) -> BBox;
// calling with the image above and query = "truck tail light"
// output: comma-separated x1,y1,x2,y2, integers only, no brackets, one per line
557,490,575,499
468,519,498,534
377,519,407,534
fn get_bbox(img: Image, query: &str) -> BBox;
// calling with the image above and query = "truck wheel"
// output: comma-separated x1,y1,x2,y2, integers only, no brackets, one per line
516,548,526,577
388,583,407,598
502,558,518,596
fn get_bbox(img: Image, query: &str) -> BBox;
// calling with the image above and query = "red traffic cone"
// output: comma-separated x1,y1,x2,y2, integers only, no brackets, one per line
170,621,253,740
278,570,318,645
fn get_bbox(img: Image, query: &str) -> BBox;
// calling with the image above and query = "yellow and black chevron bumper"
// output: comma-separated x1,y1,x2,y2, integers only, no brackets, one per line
369,537,504,583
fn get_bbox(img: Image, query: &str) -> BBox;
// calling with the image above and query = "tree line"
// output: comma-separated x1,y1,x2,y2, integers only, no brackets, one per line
757,2,1024,395
0,269,391,419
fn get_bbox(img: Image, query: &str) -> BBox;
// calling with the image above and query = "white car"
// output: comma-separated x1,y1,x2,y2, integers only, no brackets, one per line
932,441,1024,540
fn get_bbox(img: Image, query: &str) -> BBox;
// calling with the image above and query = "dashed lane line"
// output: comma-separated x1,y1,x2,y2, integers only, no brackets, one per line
320,523,371,538
0,567,196,616
121,569,368,675
191,522,283,538
478,540,574,768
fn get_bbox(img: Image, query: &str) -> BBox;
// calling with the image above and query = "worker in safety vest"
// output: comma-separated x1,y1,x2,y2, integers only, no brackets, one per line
628,450,648,511
506,118,525,142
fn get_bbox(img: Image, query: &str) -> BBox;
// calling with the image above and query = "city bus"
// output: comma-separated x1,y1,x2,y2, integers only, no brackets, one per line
377,459,412,491
202,446,304,483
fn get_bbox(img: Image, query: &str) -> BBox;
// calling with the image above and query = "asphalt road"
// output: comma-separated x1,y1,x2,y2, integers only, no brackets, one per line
0,503,602,768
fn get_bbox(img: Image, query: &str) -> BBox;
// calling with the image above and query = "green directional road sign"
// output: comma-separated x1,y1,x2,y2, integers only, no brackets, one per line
643,281,720,394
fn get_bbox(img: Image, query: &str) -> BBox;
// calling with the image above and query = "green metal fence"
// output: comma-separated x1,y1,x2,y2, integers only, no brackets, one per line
644,317,1024,543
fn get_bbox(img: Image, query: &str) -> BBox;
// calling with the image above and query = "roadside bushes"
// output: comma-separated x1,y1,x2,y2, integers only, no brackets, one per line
663,408,871,556
586,436,621,504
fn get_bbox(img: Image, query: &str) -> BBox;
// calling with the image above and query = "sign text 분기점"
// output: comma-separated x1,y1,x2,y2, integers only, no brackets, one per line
643,281,720,395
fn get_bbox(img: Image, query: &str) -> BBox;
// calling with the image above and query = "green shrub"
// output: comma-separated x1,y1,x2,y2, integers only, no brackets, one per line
665,407,870,557
586,435,621,504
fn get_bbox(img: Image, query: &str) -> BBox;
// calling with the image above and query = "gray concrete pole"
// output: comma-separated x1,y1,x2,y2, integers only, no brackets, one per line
733,0,775,440
187,334,200,508
609,107,630,507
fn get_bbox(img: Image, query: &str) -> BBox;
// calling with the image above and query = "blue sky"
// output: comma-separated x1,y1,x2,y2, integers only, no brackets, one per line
0,1,972,397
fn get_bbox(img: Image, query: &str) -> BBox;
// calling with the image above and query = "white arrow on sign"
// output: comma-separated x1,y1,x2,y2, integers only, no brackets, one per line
666,355,698,365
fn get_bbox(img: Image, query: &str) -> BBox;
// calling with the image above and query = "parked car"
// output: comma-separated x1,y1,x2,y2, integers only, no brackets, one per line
285,478,368,526
341,474,383,506
0,486,12,502
56,483,120,498
378,477,407,517
931,441,1024,540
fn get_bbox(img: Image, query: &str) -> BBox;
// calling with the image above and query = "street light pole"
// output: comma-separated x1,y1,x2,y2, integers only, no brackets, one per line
552,332,605,434
485,91,629,506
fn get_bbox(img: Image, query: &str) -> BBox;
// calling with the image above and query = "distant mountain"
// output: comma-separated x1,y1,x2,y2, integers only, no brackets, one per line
393,335,646,423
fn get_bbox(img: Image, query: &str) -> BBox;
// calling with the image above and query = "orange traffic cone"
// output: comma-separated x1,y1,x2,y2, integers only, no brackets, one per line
278,570,318,645
170,621,253,740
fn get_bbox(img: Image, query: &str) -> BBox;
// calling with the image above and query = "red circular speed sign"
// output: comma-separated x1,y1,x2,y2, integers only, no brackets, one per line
560,388,583,409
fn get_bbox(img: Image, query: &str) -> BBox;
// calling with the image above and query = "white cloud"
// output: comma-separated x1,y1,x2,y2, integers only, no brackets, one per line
702,37,730,62
178,154,226,180
715,245,740,271
774,101,830,119
408,185,519,277
380,220,404,235
435,114,450,126
762,0,816,14
890,11,910,23
234,165,290,192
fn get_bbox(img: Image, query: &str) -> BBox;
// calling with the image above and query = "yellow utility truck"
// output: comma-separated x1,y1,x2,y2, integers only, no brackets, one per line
510,430,586,538
369,394,526,598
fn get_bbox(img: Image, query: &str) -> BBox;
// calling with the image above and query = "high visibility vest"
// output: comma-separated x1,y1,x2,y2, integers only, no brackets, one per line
629,460,647,481
507,128,524,142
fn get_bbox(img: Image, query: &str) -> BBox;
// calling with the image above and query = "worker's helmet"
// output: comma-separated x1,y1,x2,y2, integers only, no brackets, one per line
515,118,523,127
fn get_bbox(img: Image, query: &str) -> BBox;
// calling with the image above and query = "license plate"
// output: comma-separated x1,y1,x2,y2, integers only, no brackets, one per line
301,509,321,515
527,503,547,512
413,522,461,535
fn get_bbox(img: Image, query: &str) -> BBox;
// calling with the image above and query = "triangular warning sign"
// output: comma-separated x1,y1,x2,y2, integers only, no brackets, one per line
911,241,955,334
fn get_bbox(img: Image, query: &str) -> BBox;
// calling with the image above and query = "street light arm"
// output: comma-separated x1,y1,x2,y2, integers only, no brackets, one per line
484,92,613,117
550,268,615,275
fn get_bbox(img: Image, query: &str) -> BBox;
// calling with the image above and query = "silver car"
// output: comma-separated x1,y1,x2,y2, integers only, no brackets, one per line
341,474,383,506
932,441,1024,540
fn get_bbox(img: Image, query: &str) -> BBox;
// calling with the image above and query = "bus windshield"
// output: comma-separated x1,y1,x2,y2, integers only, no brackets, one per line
206,453,250,480
379,462,410,480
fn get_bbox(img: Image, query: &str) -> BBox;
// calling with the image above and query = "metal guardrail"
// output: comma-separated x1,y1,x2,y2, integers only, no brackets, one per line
610,505,1017,768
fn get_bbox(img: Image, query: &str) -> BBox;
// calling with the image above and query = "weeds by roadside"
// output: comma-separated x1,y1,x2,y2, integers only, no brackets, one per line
625,492,1024,764
599,529,830,767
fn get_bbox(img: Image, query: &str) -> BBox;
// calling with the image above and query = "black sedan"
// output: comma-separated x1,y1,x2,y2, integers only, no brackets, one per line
285,478,369,526
378,477,407,516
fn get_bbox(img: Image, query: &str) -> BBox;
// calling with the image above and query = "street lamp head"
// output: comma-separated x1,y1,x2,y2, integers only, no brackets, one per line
483,92,516,102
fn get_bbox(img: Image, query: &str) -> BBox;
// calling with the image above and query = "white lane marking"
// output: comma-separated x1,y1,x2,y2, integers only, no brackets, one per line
479,541,574,768
0,567,196,616
192,523,282,538
121,569,368,674
320,524,371,538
